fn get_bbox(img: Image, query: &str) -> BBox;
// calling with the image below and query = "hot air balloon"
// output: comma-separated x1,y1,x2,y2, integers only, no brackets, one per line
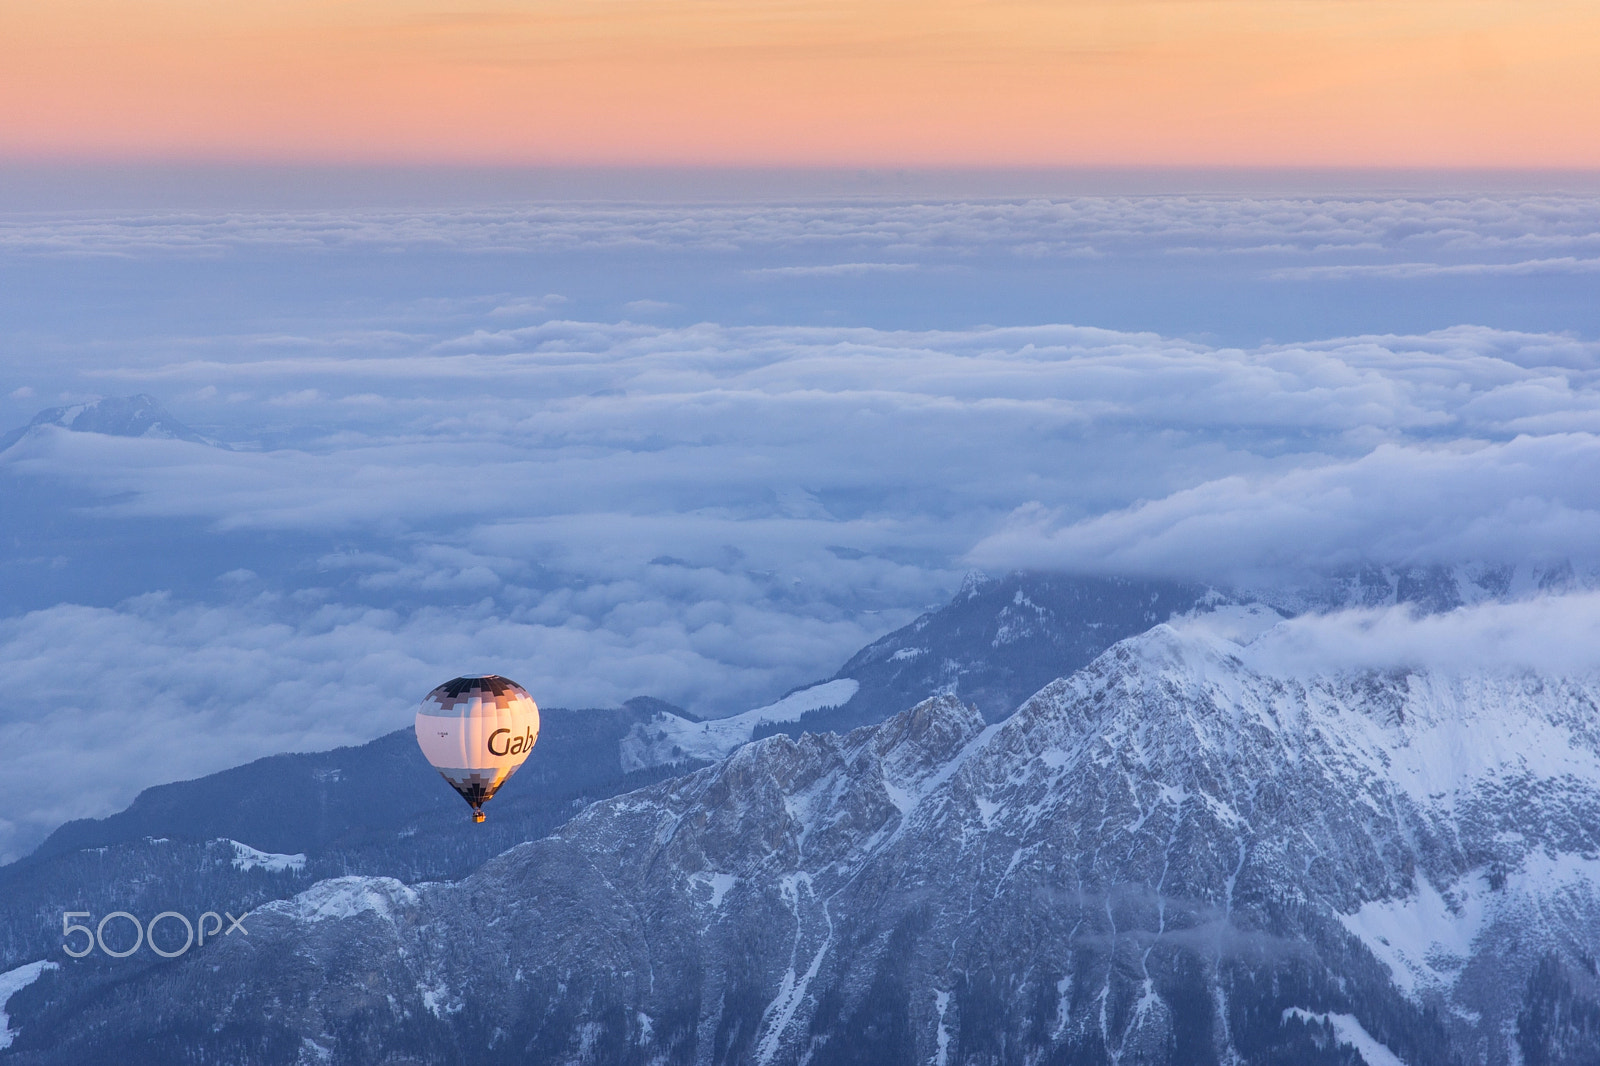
414,675,540,822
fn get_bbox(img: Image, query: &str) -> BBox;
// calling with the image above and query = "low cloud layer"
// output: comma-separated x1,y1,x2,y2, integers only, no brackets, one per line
12,320,1599,579
5,194,1600,264
971,433,1600,586
1271,256,1600,281
0,315,1593,861
2,191,1599,861
0,589,892,859
1242,593,1600,679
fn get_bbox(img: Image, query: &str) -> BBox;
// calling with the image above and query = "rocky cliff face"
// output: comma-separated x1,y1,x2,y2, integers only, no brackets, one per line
12,622,1600,1065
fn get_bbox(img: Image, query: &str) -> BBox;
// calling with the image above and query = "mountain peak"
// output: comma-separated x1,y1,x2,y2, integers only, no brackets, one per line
0,393,216,453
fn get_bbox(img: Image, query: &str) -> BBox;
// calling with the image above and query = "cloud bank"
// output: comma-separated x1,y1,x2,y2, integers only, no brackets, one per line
970,433,1600,586
5,194,1600,264
3,191,1599,861
12,320,1598,575
1240,593,1600,679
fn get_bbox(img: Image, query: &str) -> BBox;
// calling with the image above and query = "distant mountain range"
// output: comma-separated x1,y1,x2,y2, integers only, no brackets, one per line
4,567,1600,1063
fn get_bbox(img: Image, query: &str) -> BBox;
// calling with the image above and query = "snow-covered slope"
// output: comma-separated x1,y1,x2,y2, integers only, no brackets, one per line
620,678,859,771
17,613,1600,1065
0,395,215,454
0,962,56,1052
813,571,1220,729
777,565,1592,742
227,840,307,874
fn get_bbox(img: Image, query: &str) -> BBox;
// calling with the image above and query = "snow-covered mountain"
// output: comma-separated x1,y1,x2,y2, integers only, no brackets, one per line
4,573,1206,984
610,572,1226,774
0,395,217,454
10,618,1600,1065
0,703,697,977
795,572,1222,731
730,565,1591,746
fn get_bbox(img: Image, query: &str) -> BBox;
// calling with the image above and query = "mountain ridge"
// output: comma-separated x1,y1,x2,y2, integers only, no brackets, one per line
10,619,1600,1063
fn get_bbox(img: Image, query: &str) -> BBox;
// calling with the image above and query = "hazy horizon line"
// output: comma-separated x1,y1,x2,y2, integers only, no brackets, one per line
6,161,1600,211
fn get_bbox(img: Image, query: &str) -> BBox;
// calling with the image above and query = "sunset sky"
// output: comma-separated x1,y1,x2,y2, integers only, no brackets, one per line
4,0,1599,167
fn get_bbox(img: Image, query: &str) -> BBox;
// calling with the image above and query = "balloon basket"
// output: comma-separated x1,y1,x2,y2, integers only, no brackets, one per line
472,809,486,823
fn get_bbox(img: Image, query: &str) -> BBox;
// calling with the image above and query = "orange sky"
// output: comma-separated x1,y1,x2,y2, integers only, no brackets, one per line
3,0,1598,167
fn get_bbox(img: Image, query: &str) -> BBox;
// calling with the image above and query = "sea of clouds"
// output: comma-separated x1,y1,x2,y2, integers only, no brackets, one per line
2,188,1599,861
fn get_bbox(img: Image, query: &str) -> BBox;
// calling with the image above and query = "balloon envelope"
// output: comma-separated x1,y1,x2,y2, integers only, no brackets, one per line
414,675,539,819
